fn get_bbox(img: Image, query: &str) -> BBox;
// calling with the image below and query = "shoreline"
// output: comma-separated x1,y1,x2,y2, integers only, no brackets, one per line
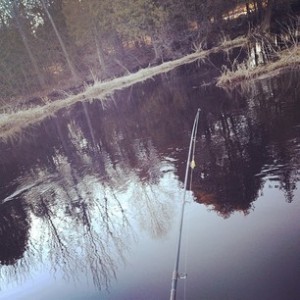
0,37,246,140
1,35,299,141
217,44,300,88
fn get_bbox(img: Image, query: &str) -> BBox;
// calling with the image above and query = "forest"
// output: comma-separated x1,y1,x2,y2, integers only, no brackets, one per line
0,0,299,100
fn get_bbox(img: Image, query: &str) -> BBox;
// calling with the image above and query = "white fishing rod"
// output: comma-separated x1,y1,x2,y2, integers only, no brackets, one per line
170,108,201,300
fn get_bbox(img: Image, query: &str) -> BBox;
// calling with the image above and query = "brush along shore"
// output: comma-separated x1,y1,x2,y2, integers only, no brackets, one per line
217,44,300,88
0,37,246,141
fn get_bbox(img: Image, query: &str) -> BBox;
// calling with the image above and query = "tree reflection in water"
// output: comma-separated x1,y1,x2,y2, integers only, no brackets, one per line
0,66,300,295
193,70,300,216
0,200,30,266
0,103,177,292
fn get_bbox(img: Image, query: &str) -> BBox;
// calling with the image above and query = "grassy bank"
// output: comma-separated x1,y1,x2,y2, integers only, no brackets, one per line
217,41,300,88
2,33,298,141
0,37,246,141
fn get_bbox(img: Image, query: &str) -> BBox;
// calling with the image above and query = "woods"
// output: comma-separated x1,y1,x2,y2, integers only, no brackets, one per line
0,0,299,100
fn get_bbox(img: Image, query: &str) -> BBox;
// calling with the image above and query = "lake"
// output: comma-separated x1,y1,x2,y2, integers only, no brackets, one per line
0,64,300,300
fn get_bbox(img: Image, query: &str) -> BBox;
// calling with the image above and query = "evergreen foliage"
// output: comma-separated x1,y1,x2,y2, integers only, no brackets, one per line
0,0,298,99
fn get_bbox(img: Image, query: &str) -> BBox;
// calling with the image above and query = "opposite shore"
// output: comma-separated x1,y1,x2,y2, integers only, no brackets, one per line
1,31,300,140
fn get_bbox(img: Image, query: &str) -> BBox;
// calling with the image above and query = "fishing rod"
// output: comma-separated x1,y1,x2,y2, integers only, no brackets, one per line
170,108,201,300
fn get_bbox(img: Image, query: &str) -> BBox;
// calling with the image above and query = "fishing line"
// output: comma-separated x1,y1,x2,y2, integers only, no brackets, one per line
183,199,191,300
189,108,200,191
170,108,201,300
183,111,200,300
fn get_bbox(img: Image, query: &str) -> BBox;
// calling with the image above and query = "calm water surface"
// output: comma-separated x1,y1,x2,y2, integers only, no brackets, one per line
0,65,300,300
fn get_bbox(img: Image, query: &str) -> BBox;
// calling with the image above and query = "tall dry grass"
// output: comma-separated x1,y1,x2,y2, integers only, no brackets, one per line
217,20,300,88
0,36,246,141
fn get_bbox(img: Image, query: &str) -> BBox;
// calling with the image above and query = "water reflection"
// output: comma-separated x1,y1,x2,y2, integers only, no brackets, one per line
0,98,178,292
194,71,300,216
0,66,300,296
0,199,30,265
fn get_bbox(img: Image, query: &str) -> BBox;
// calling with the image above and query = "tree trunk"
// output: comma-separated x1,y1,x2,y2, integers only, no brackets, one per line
151,34,163,63
112,31,125,59
256,0,264,22
261,0,274,32
41,0,78,81
94,35,107,74
12,1,45,88
86,1,107,77
92,23,107,75
245,2,251,18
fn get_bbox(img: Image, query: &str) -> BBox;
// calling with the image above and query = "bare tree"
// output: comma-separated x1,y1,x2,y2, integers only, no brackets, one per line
41,0,78,81
12,0,46,88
